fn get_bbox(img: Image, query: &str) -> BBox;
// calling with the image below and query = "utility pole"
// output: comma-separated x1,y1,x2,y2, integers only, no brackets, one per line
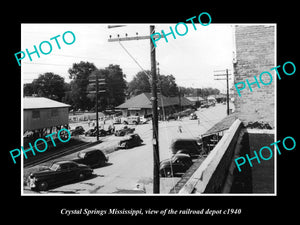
226,69,229,116
178,86,182,112
108,25,162,193
213,69,232,115
150,25,160,193
88,75,106,141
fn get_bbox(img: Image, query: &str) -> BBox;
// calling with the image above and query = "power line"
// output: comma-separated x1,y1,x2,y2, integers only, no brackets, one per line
23,62,71,66
117,41,151,79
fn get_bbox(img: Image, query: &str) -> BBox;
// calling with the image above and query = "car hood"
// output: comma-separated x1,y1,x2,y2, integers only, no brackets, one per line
31,168,56,177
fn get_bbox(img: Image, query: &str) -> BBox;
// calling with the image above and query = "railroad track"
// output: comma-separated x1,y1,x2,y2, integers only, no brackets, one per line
24,140,101,168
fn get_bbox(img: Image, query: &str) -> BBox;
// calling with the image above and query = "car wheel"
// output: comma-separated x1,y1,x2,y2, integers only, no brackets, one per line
125,143,129,149
161,169,172,177
165,170,173,177
37,181,48,191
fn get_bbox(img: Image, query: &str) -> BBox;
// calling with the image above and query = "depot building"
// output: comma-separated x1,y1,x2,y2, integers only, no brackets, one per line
116,92,193,118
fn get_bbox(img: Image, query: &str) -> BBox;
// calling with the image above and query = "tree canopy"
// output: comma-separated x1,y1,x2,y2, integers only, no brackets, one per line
24,72,67,102
127,71,179,97
67,61,97,110
86,65,127,111
24,62,221,111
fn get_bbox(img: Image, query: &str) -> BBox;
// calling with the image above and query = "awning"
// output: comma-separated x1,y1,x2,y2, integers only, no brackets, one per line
201,113,238,137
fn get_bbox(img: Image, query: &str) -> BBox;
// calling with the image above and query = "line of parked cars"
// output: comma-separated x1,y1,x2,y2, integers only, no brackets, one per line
113,116,150,125
71,125,136,138
28,132,144,192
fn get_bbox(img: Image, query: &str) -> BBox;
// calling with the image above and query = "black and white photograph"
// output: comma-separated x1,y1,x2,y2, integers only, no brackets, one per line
3,4,298,221
20,23,276,195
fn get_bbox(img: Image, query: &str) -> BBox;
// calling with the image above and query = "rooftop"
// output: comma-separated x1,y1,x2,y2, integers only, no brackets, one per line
202,112,238,137
116,92,192,109
24,97,70,110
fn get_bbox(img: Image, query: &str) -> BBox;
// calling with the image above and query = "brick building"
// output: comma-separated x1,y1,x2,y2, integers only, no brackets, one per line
233,25,275,128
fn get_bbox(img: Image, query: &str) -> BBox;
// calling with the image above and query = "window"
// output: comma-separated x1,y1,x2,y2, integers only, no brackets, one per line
32,110,40,119
60,164,69,170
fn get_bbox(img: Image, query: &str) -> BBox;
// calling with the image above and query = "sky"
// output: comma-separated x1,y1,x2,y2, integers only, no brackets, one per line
21,23,234,93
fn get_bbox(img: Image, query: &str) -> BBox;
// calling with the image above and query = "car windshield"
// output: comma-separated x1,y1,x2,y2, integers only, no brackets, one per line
49,163,60,171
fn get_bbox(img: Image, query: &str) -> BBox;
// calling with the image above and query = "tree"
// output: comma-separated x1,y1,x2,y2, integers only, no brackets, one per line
158,74,179,97
68,61,97,110
23,72,66,102
105,64,127,108
180,86,220,97
86,65,127,110
128,71,179,97
127,70,151,96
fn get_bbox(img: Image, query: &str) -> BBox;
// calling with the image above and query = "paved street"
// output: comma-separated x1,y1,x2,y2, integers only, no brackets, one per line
24,104,227,194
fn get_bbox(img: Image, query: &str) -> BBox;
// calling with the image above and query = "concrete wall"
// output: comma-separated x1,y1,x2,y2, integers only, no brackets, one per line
233,25,275,128
178,119,243,194
231,129,275,193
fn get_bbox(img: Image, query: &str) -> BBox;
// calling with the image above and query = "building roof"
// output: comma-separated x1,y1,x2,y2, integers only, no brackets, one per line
116,92,192,109
116,93,152,109
207,96,216,100
186,96,205,102
202,112,238,137
24,97,70,110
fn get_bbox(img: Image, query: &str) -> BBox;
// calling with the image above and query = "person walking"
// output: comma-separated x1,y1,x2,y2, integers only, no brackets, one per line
178,125,182,133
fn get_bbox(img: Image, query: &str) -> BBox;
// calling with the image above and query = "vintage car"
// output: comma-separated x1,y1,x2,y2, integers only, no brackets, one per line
28,161,93,191
113,117,121,124
126,116,140,125
159,153,193,177
200,102,209,108
70,126,85,136
85,128,108,137
118,134,143,149
114,126,135,136
170,138,203,159
72,149,108,168
189,113,198,120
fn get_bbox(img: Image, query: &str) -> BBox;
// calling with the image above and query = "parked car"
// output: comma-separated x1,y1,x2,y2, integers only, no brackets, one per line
113,117,121,124
139,117,150,124
200,103,209,108
114,126,135,136
189,113,198,120
166,114,177,121
208,101,216,107
171,138,203,159
127,116,140,125
72,149,108,168
28,161,93,191
118,134,143,149
71,126,85,136
85,128,107,137
160,153,193,177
